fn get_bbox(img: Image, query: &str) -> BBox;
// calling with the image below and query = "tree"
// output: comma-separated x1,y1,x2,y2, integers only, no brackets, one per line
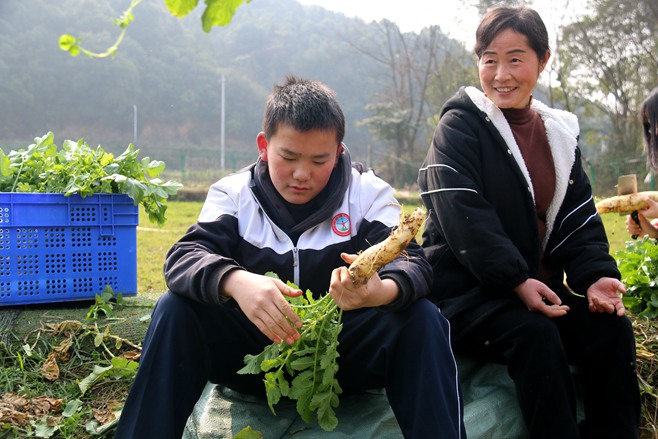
354,22,460,187
425,46,479,125
560,0,658,161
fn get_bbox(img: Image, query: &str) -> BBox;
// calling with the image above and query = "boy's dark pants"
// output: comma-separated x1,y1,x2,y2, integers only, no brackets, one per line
114,291,465,439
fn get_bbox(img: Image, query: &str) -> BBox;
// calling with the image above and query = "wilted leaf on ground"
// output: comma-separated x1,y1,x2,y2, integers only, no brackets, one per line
45,320,84,335
0,393,62,428
119,350,141,361
40,352,61,381
92,400,122,424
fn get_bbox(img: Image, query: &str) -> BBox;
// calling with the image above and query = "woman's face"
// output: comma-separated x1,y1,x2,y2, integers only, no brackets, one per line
478,28,548,109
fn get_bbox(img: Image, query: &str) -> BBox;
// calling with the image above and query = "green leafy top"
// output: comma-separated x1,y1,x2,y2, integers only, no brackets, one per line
615,236,658,318
238,275,343,432
0,132,182,226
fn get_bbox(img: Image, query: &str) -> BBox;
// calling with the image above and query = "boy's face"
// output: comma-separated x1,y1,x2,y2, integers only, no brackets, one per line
257,124,342,205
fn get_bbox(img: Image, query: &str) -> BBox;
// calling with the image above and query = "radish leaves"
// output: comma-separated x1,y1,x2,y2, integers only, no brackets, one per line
238,280,343,432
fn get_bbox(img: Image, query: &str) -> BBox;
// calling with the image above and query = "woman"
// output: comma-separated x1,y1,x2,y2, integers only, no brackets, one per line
418,6,640,439
626,87,658,238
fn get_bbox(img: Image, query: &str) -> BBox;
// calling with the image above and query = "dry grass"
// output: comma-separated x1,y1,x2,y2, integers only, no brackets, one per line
635,317,658,439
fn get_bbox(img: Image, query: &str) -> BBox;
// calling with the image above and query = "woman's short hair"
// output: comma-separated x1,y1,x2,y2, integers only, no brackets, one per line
474,6,550,62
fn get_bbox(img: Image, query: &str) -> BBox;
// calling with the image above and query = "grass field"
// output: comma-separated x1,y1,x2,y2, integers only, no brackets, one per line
601,213,633,255
136,201,202,294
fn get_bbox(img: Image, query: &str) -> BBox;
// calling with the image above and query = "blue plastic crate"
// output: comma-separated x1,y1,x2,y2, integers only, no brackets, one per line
0,193,138,306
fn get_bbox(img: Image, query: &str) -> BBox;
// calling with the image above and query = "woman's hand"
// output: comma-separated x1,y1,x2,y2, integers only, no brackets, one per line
587,277,626,316
221,270,303,345
513,278,570,318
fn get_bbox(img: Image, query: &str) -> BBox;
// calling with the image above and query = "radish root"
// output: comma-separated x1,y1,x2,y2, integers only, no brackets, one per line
348,207,426,285
596,191,658,214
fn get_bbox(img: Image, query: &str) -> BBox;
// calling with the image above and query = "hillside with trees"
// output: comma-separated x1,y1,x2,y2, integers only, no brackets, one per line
0,0,656,191
0,0,473,186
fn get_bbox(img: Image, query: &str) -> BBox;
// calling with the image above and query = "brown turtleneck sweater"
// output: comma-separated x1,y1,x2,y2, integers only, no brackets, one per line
501,105,556,279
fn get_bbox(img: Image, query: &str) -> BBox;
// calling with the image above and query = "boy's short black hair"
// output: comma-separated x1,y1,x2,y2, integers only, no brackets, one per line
263,76,345,146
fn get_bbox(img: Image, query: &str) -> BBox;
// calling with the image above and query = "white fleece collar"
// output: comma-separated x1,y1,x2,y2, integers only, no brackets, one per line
464,86,579,250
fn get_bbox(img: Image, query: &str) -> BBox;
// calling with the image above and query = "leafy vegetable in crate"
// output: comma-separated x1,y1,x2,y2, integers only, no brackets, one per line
238,207,426,432
0,132,182,225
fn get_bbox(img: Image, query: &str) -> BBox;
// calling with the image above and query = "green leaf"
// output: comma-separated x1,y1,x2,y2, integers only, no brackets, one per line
233,426,264,439
35,131,55,147
289,355,315,371
79,364,114,395
295,390,315,425
264,372,282,414
141,157,166,177
277,370,290,397
85,418,118,435
201,0,250,32
62,399,83,417
78,357,138,395
31,416,58,437
58,34,80,56
238,343,281,375
290,369,314,400
0,150,12,177
164,0,199,17
94,331,104,347
312,391,339,432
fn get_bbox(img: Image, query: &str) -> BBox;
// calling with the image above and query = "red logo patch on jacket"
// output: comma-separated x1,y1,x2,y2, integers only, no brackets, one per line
331,213,351,237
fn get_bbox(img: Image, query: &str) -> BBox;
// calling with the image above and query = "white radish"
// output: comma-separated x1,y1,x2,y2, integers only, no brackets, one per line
595,191,658,214
348,207,426,285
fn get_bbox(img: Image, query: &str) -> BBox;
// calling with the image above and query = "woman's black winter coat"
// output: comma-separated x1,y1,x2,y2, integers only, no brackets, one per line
418,86,619,335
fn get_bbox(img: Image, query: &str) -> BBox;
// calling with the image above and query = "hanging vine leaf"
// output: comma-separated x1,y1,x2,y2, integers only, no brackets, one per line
59,0,251,58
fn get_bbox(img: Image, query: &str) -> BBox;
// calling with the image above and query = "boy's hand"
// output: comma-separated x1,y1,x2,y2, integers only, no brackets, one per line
328,253,399,310
221,270,303,345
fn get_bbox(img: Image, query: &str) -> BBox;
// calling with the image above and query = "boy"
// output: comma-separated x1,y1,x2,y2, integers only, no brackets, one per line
115,76,464,438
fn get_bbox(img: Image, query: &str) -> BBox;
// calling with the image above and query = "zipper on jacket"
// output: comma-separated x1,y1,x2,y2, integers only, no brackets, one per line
292,247,300,286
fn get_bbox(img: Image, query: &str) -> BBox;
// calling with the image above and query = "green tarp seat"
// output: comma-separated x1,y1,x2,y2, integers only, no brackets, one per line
183,354,587,438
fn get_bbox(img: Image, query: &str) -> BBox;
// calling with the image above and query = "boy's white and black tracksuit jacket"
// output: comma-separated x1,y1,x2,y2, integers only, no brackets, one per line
164,148,432,310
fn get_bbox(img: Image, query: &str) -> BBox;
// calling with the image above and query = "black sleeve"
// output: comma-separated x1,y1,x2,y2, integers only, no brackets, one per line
164,216,243,306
